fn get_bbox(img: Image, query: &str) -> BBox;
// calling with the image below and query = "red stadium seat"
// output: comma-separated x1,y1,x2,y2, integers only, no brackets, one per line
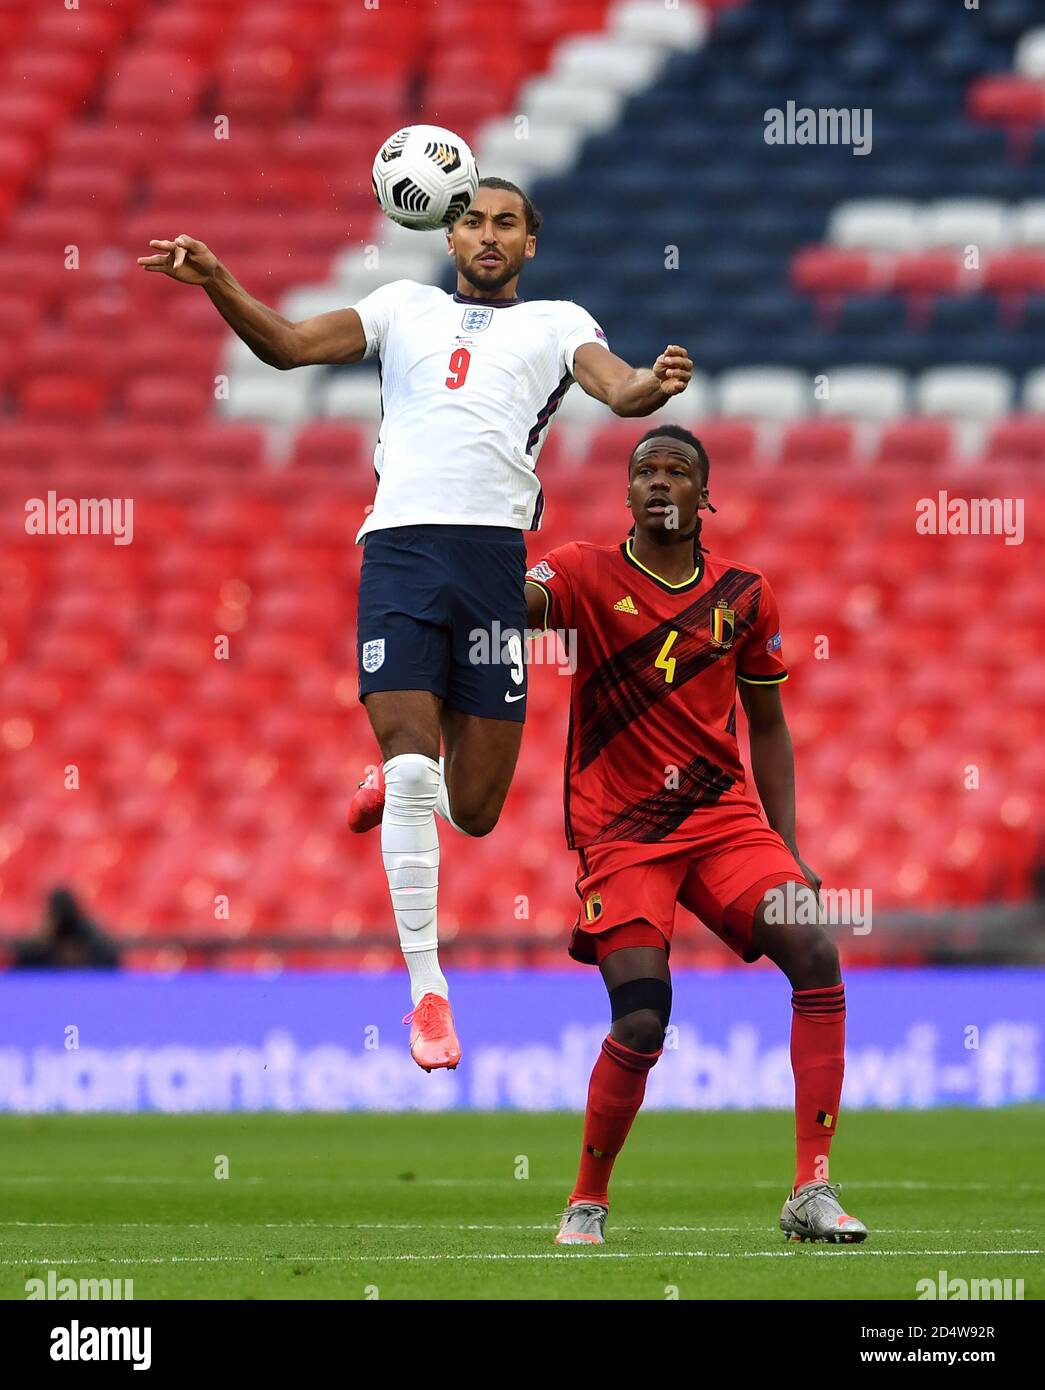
421,87,511,140
105,53,207,123
0,133,37,206
314,79,409,131
145,167,240,216
874,419,955,468
790,247,886,298
0,292,44,351
19,376,108,423
967,75,1045,128
161,123,269,174
1,250,88,309
51,123,148,175
87,422,182,470
983,251,1045,296
236,2,334,45
30,6,126,52
39,164,132,219
289,422,369,470
216,45,311,124
186,422,267,469
6,207,112,260
123,373,218,424
778,420,855,467
139,5,230,62
8,48,100,103
985,416,1045,464
891,251,966,296
687,419,759,468
0,91,67,142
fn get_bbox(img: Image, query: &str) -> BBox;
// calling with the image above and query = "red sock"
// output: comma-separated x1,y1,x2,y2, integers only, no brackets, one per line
791,983,845,1192
569,1035,661,1208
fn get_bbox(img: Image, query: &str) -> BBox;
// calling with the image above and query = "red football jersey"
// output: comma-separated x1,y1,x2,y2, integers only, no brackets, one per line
525,537,788,849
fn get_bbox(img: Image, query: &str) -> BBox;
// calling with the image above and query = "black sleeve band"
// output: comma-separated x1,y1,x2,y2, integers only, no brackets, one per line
609,978,673,1029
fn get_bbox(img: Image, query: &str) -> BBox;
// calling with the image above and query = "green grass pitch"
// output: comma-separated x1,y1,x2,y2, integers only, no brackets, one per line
0,1109,1041,1300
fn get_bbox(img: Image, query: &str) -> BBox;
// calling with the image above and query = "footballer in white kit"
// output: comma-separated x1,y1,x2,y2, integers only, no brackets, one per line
137,176,692,1070
353,277,611,538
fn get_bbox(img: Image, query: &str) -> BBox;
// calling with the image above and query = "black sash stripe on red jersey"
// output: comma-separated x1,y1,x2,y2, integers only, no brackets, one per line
564,704,577,849
588,753,735,844
576,568,762,773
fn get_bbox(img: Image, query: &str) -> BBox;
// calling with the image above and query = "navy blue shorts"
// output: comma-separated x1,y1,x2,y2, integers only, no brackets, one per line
357,524,528,721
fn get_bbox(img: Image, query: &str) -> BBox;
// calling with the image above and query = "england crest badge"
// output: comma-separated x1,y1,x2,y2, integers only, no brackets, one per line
362,639,386,673
460,306,493,333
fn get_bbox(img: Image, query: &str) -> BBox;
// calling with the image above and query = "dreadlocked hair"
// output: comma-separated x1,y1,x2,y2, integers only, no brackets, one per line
628,424,711,558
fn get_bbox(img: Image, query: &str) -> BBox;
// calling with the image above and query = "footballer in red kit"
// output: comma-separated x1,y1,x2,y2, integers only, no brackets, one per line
524,425,868,1248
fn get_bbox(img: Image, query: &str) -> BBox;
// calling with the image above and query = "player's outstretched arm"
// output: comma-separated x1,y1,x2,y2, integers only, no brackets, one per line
137,234,367,369
573,342,692,418
739,682,822,893
524,581,550,632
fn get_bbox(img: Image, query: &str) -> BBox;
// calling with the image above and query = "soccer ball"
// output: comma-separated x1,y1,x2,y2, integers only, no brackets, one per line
371,124,479,231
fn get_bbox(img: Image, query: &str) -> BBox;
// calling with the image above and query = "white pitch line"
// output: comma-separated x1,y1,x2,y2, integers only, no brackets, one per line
0,1221,1037,1236
0,1175,266,1185
0,1250,1040,1265
0,1176,1042,1191
748,1180,1045,1193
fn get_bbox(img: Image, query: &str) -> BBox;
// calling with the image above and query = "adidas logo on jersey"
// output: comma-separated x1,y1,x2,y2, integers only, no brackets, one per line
613,595,638,615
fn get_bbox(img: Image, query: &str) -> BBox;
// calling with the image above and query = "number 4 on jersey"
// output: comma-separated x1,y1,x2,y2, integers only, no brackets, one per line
655,629,679,683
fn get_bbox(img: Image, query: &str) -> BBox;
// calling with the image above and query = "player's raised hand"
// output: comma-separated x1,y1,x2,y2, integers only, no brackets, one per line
137,234,218,285
652,344,693,397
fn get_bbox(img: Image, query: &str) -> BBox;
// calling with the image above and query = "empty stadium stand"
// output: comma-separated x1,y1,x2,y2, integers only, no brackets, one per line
0,0,1040,967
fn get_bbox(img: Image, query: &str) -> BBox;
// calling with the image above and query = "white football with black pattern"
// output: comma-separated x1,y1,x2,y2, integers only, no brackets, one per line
371,124,479,231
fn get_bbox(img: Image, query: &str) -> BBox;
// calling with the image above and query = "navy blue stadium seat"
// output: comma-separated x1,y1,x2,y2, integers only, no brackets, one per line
521,0,1034,378
709,4,763,45
1019,296,1045,333
743,37,798,83
885,75,961,122
795,0,853,44
921,330,1019,367
733,290,816,338
925,122,1009,165
836,296,909,336
980,0,1042,39
688,329,760,374
886,0,966,42
836,33,894,83
928,296,1001,336
927,33,1011,82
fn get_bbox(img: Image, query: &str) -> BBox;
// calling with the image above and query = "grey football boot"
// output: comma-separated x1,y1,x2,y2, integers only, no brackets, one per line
780,1181,868,1243
554,1202,608,1245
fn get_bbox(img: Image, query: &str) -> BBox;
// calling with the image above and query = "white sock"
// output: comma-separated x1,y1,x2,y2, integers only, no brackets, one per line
434,755,470,835
381,753,448,1005
405,947,448,1007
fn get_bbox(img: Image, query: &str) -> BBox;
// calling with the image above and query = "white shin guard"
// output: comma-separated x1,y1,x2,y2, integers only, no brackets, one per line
381,753,448,1002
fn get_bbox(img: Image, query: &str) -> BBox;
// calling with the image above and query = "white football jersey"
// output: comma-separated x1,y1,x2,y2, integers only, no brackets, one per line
351,279,609,540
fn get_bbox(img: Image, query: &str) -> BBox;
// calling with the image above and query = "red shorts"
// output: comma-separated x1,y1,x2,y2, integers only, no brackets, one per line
568,810,808,966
